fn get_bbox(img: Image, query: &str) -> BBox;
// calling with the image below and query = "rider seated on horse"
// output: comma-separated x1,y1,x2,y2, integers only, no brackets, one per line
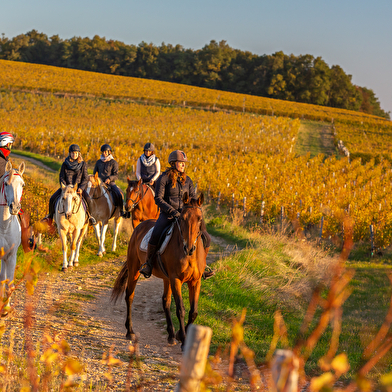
139,149,215,279
136,142,161,187
0,131,32,252
44,144,97,228
93,144,127,217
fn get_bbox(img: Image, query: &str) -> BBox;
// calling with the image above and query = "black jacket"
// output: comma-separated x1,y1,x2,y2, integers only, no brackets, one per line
0,149,8,178
93,159,119,183
155,171,195,215
59,159,89,191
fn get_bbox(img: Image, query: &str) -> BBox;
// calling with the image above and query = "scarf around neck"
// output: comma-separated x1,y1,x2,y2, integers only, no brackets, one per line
141,154,156,167
0,147,11,159
101,154,114,163
64,156,83,171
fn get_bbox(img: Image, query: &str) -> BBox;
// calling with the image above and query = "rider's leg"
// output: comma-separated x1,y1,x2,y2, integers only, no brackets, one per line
139,214,170,278
82,190,97,225
41,188,61,234
111,183,128,218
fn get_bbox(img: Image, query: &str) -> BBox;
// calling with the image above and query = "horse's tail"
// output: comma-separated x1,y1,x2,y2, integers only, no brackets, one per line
111,261,129,303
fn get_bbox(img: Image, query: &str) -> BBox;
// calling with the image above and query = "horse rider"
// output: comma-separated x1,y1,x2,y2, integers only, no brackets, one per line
139,149,214,279
136,142,161,187
0,131,33,252
93,144,127,217
43,144,97,229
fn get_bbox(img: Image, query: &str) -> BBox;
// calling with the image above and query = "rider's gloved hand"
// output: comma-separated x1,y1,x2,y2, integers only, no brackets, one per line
172,210,181,219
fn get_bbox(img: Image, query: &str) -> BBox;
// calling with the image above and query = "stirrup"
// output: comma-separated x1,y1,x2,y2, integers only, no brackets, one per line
88,215,97,225
139,262,152,278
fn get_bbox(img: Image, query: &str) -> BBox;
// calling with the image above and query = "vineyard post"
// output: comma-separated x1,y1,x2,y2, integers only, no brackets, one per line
207,185,211,203
318,216,324,243
175,324,212,392
132,164,135,173
194,183,198,195
370,224,374,257
231,193,235,211
216,191,221,211
280,206,284,232
260,200,265,224
243,197,247,217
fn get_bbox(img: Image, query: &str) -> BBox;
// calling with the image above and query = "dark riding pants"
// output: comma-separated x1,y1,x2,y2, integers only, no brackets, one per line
48,188,93,218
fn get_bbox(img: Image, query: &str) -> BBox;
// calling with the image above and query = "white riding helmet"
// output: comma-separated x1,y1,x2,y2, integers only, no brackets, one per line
0,132,15,148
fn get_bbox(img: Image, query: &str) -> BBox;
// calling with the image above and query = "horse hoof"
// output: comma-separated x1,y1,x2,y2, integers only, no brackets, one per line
97,252,103,257
62,267,67,272
74,262,79,267
168,337,176,345
175,331,182,342
126,333,136,341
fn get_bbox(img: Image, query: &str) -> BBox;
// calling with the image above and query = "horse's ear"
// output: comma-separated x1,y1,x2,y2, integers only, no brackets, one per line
61,182,66,190
137,178,142,186
127,175,131,183
94,172,99,181
197,193,204,206
183,192,190,204
18,162,25,176
5,161,12,172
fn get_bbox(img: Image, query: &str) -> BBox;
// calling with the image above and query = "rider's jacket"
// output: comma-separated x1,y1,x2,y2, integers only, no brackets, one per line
93,159,119,184
59,157,89,191
0,149,9,178
136,154,160,183
154,170,196,216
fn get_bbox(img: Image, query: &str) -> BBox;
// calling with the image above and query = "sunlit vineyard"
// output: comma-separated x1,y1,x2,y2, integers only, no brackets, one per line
2,60,392,248
1,59,389,124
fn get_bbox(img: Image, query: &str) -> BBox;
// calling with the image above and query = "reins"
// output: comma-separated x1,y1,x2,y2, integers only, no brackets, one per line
128,183,148,211
57,192,83,215
175,205,203,255
0,170,22,207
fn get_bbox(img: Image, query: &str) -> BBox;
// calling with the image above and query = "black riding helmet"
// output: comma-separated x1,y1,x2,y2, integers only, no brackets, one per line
69,144,81,153
144,142,155,152
101,144,112,153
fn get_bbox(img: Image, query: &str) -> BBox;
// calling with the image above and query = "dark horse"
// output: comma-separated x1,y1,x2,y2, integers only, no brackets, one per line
125,178,159,228
112,193,207,349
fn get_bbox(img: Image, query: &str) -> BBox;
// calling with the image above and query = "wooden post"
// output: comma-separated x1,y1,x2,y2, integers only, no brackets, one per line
280,206,284,232
243,197,246,217
319,216,324,242
260,201,265,224
232,193,235,211
175,325,212,392
216,191,221,211
271,349,299,392
370,224,374,257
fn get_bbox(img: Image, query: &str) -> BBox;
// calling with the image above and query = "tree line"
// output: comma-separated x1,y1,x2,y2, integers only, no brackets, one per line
0,30,389,119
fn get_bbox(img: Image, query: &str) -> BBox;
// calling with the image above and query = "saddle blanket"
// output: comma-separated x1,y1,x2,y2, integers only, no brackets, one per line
140,224,174,254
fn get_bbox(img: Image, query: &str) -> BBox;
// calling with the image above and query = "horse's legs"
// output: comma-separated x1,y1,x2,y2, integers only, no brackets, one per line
186,279,201,332
111,217,122,252
93,223,101,243
68,228,81,267
125,274,139,340
74,224,88,266
171,278,186,348
162,280,176,344
60,230,68,271
97,223,109,257
0,252,17,315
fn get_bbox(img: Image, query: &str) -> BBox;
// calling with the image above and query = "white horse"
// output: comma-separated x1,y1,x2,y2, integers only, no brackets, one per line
0,161,25,315
54,183,89,271
87,173,123,257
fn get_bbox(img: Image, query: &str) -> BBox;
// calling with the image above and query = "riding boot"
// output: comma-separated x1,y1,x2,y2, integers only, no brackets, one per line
139,243,158,278
19,213,33,253
83,192,97,225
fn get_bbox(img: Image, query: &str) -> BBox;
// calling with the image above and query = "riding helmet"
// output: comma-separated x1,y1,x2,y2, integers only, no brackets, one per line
168,150,187,164
69,144,81,153
144,142,155,152
0,132,15,148
101,144,112,152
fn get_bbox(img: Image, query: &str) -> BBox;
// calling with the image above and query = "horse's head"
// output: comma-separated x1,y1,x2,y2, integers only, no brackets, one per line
125,177,143,212
179,192,204,256
3,161,25,215
60,183,80,220
87,172,103,198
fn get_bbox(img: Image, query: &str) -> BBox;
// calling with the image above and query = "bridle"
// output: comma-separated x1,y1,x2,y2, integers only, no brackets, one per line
57,191,82,216
127,183,147,212
0,170,23,209
175,205,203,256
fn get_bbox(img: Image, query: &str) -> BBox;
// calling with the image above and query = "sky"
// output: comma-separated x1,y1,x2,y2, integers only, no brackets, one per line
1,0,391,116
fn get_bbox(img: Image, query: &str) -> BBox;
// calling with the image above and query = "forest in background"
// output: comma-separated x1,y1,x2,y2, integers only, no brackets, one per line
0,30,389,120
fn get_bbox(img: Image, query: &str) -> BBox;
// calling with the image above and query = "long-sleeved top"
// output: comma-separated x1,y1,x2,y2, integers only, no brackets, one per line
59,158,89,191
154,171,195,215
93,158,119,183
0,149,9,178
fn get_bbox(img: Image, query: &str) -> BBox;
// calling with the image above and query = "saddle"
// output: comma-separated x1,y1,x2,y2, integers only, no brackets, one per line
140,223,174,254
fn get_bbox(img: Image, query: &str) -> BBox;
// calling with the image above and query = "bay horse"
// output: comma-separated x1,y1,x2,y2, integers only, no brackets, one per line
54,183,88,271
125,178,159,229
87,173,123,257
112,193,206,350
0,161,25,315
